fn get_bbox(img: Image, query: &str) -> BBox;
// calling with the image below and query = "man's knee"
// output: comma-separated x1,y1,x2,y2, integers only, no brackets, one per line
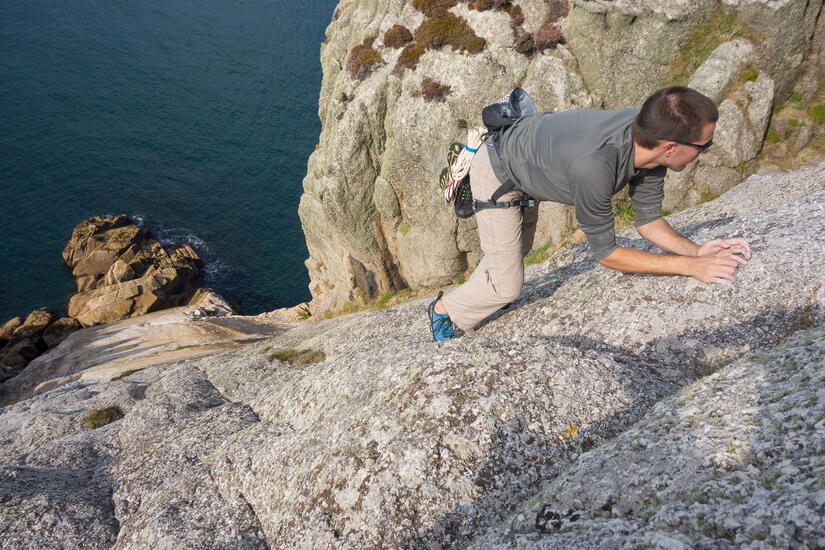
489,271,523,303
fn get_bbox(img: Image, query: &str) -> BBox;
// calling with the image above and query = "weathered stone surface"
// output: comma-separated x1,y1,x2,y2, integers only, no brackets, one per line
42,317,82,349
563,0,713,109
727,0,824,101
471,323,825,549
0,465,119,550
2,163,823,548
665,58,776,210
0,305,287,406
688,39,756,103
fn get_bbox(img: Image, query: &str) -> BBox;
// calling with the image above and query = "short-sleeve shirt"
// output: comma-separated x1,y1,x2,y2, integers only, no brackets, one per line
486,108,666,260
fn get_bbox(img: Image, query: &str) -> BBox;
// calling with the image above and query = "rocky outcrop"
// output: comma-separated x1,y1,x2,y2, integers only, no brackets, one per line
2,162,824,548
0,308,81,382
664,39,776,209
298,0,825,316
0,301,278,407
0,215,233,379
63,215,205,327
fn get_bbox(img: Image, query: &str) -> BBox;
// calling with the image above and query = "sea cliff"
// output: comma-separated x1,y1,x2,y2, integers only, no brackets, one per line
298,0,825,315
2,1,825,548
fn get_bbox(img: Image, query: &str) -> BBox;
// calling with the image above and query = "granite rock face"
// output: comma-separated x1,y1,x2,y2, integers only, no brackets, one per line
1,162,824,548
298,0,825,316
63,215,205,327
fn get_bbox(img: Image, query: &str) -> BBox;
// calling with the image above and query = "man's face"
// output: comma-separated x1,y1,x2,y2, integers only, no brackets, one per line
665,121,716,172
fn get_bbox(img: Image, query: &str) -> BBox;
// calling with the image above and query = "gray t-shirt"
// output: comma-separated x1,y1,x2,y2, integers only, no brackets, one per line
487,108,666,260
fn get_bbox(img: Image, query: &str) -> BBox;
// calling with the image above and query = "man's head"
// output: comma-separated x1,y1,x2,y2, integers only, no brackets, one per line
632,87,718,172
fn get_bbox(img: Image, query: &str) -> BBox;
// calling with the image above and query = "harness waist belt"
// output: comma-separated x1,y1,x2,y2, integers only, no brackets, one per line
473,198,538,212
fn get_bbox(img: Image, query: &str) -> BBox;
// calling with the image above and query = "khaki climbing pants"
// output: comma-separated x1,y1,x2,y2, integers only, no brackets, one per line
441,144,538,331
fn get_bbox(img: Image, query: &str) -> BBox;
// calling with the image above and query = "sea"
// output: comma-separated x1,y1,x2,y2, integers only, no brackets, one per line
0,0,339,322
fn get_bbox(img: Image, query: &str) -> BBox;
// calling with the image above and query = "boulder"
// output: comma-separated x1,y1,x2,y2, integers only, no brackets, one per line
0,339,43,370
187,288,236,317
62,216,206,327
665,49,776,210
42,317,82,349
10,307,56,341
0,316,23,341
0,308,56,372
0,316,23,350
688,38,756,102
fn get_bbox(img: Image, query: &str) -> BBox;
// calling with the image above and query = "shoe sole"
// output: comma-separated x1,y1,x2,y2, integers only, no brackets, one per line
438,142,464,193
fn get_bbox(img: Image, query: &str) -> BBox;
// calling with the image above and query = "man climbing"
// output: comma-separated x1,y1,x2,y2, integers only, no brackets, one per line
428,86,751,341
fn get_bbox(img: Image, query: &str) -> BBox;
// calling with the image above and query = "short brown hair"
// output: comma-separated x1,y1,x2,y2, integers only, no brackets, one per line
632,87,718,149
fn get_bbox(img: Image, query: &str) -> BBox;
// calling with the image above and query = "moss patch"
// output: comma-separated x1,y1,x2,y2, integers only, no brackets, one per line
394,43,426,75
739,65,759,83
384,24,413,48
173,344,198,351
84,406,124,429
398,221,411,235
808,104,825,125
111,368,144,381
414,12,485,54
269,348,326,366
524,240,570,266
518,3,568,57
346,44,384,80
508,4,525,27
524,242,553,266
412,77,452,102
699,188,720,204
372,289,414,311
412,0,457,18
666,6,753,86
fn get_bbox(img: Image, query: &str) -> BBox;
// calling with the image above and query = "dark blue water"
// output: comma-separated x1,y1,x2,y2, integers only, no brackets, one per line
0,0,337,321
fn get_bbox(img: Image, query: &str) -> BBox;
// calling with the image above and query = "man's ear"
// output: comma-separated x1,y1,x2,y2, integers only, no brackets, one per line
660,141,677,157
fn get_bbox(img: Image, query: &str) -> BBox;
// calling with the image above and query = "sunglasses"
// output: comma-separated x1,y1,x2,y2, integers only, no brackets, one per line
674,138,713,153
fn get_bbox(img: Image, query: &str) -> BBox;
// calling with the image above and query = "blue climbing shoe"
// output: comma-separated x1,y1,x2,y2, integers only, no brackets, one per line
428,290,455,341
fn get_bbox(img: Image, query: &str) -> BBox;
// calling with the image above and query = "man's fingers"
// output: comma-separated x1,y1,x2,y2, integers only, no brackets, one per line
724,238,751,258
709,277,733,286
729,254,748,266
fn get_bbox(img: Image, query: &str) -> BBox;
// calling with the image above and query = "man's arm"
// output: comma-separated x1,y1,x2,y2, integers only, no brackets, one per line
598,218,751,285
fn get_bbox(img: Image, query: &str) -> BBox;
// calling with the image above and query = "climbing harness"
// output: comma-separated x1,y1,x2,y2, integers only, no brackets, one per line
439,87,539,218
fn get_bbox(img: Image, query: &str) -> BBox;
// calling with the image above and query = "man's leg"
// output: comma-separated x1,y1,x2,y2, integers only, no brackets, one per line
437,146,528,331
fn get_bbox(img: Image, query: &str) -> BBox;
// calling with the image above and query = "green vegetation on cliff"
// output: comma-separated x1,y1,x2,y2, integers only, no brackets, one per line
667,6,754,86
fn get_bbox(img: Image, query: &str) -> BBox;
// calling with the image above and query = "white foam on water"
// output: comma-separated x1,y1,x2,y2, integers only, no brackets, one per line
132,215,229,282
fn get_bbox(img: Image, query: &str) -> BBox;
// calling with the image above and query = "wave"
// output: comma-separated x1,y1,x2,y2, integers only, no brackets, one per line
131,214,228,281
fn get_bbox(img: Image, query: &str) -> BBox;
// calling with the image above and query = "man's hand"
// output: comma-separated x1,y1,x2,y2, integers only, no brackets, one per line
696,238,751,261
599,222,752,285
687,238,750,285
686,254,743,285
